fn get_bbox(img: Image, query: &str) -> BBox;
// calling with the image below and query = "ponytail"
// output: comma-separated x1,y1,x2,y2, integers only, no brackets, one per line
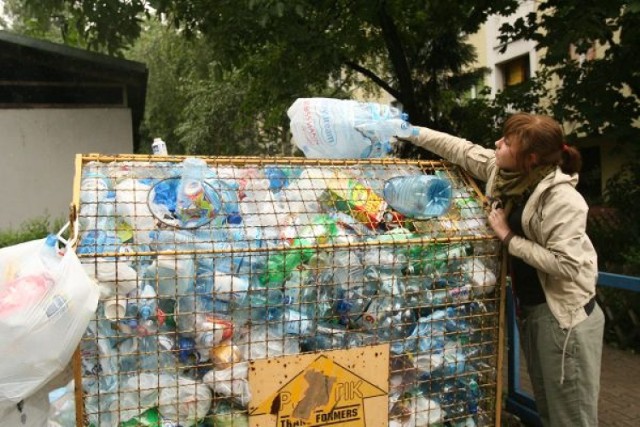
560,144,582,175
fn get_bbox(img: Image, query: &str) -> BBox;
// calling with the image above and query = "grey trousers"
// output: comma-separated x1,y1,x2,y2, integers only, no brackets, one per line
519,302,605,427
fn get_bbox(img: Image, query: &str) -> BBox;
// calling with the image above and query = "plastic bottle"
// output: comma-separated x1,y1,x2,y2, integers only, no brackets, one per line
152,137,168,155
176,157,220,228
114,178,156,244
461,258,497,297
194,315,235,355
137,284,157,321
397,310,447,354
259,214,338,287
383,174,453,218
157,375,212,425
118,373,161,422
281,308,313,336
40,233,61,269
282,268,318,321
287,97,404,159
333,264,380,326
354,115,419,148
465,377,481,415
146,229,196,298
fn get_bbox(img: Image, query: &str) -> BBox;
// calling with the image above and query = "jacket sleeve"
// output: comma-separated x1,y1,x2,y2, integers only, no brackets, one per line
405,127,496,182
507,186,594,281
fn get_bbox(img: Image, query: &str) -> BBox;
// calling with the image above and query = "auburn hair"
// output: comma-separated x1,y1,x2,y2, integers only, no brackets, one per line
503,113,582,174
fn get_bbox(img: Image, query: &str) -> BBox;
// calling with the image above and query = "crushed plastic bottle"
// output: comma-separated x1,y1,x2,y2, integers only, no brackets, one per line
354,114,419,154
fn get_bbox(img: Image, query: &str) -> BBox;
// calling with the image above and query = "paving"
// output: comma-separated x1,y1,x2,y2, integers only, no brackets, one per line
503,343,640,426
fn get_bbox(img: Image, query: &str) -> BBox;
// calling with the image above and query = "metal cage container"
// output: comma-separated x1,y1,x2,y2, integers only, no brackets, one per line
70,154,506,427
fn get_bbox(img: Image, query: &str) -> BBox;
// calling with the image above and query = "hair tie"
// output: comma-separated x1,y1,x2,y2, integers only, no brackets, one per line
562,144,569,153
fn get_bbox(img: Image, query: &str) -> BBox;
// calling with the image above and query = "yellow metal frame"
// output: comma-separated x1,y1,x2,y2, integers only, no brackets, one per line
69,153,505,426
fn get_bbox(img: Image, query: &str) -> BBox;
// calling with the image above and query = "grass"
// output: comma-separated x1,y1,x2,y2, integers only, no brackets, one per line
0,214,67,248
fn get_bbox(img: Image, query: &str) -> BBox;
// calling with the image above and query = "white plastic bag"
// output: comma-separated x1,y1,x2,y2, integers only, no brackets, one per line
287,97,404,158
0,226,99,402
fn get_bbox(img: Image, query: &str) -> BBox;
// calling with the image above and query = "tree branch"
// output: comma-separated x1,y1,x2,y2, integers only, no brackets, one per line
343,60,400,99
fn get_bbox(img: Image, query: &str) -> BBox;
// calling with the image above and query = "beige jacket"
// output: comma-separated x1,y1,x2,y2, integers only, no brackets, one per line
407,127,598,329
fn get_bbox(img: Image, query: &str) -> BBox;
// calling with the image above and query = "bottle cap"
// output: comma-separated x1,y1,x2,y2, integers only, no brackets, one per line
45,234,58,247
139,306,152,320
226,214,243,224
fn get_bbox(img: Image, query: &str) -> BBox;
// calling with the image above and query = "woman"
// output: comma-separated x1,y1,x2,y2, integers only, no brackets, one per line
403,113,604,426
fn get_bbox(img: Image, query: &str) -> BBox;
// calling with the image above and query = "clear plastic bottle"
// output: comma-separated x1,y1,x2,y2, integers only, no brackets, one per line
176,157,220,228
137,284,157,321
383,174,453,218
333,264,380,327
354,115,419,144
288,98,404,159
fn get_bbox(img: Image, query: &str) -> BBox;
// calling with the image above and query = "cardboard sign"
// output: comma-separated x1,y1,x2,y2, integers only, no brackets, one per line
249,344,390,427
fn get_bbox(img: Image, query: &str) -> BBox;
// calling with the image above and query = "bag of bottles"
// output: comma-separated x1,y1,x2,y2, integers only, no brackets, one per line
0,224,99,402
287,97,415,159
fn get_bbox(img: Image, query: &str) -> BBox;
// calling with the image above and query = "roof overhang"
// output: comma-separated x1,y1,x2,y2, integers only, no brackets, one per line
0,30,148,151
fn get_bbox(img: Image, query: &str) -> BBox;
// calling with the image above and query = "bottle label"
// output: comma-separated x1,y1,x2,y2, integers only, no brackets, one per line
151,140,168,155
323,171,387,228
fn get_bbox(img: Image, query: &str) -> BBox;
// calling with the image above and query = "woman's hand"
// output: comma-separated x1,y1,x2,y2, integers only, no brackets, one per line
488,207,512,242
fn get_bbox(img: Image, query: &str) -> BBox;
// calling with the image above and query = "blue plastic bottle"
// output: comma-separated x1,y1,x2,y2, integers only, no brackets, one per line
40,234,60,269
383,174,453,218
137,284,157,321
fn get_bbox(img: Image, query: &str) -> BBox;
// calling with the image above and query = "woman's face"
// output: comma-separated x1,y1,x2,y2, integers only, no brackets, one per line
495,136,520,171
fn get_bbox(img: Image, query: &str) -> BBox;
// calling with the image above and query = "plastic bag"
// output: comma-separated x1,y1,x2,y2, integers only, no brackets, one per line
287,97,406,158
0,226,100,402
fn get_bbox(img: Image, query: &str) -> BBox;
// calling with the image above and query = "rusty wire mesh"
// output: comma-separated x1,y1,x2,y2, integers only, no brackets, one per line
71,154,504,427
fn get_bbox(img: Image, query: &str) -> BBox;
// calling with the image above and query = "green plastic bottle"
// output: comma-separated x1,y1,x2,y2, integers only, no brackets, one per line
259,214,338,287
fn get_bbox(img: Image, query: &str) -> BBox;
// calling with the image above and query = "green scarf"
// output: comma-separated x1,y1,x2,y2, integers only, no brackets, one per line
492,165,556,214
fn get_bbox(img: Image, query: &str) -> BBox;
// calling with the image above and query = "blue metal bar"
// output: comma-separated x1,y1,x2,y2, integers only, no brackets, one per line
505,272,640,425
505,285,542,426
597,272,640,292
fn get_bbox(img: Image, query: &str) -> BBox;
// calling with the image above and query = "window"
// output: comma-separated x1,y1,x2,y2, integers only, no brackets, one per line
499,55,530,88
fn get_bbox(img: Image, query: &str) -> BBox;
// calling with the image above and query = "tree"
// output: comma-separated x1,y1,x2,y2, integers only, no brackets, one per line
11,0,519,157
497,0,640,144
497,1,640,271
126,21,296,156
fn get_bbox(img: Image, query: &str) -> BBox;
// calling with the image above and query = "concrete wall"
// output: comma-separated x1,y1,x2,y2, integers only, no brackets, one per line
0,108,133,229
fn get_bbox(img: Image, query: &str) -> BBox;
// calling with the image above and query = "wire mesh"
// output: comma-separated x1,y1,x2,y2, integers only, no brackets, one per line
72,154,504,427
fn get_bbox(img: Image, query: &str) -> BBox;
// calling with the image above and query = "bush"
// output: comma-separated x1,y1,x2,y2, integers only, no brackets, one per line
589,156,640,351
0,215,67,249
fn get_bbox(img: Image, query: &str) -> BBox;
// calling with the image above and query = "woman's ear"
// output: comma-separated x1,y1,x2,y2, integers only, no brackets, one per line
528,153,538,167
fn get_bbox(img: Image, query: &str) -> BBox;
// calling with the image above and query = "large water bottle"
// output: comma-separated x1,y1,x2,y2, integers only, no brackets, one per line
383,174,453,218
